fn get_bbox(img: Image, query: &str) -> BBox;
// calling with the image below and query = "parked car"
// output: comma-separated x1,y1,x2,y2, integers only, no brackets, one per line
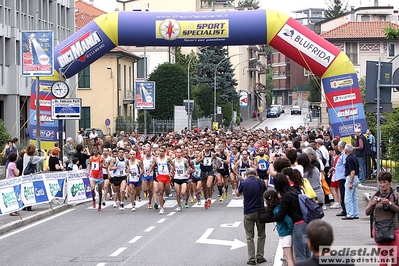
290,106,302,115
267,107,280,118
270,105,283,115
84,128,105,138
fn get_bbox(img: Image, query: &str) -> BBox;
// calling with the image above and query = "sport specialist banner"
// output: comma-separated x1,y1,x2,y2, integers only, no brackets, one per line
42,9,366,139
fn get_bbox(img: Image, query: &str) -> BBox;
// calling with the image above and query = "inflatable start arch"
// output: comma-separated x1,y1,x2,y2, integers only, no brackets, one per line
31,9,366,141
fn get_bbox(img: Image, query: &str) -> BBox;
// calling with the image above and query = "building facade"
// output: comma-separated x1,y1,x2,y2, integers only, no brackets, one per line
0,0,75,141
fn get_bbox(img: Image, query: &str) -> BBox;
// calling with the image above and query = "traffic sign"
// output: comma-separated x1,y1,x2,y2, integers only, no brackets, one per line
105,118,111,126
51,98,81,120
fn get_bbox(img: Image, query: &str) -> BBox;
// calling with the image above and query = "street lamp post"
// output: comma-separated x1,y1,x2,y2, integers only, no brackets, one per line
214,53,242,122
187,47,207,130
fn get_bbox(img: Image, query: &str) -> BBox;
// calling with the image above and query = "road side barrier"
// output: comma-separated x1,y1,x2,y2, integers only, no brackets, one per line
0,170,90,216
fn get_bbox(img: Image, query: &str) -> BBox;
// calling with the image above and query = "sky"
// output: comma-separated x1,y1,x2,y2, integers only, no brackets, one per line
92,0,397,14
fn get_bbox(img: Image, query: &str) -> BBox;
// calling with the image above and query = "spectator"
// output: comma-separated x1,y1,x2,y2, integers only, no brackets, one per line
64,137,75,170
73,144,90,169
6,152,19,178
49,147,63,171
342,144,360,220
77,130,84,144
4,139,17,178
89,128,98,140
354,128,370,183
366,129,377,175
236,168,267,265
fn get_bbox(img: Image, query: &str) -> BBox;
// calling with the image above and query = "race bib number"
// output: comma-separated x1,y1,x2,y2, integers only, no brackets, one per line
203,158,212,166
258,162,267,170
159,165,168,174
240,170,247,179
129,174,139,182
92,162,99,170
194,169,201,178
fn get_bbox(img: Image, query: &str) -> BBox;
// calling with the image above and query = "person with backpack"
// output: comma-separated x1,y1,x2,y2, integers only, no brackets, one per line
297,154,324,206
273,173,311,262
354,128,370,183
264,190,294,266
22,144,45,176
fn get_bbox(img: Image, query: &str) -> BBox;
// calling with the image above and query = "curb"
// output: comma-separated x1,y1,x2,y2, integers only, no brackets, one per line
0,204,73,236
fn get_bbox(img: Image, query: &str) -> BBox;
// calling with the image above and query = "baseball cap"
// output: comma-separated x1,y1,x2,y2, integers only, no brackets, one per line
354,128,361,133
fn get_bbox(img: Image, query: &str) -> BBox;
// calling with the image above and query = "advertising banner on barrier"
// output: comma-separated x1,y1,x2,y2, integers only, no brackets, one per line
43,172,65,201
67,170,92,204
21,174,50,206
0,177,24,215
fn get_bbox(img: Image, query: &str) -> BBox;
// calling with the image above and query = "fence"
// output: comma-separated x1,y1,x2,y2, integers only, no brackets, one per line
115,117,212,135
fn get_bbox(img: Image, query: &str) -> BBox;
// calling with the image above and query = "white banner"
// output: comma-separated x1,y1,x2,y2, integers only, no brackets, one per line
0,177,24,215
43,172,66,201
67,170,92,204
21,174,50,206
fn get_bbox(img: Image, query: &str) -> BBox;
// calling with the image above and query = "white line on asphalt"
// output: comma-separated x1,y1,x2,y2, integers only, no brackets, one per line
273,243,284,266
144,226,156,232
109,247,127,257
96,263,107,266
0,208,75,241
128,236,142,244
167,212,175,216
157,218,167,223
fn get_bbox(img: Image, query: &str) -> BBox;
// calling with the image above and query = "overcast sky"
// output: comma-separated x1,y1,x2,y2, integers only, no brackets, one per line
92,0,397,15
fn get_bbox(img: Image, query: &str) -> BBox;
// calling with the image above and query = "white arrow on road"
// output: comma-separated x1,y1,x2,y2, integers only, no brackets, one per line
195,228,247,250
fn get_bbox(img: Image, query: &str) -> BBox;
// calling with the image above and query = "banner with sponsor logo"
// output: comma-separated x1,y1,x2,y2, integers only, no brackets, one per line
67,170,92,204
43,172,65,201
239,91,248,108
135,81,155,110
0,178,24,215
21,174,50,206
46,9,366,138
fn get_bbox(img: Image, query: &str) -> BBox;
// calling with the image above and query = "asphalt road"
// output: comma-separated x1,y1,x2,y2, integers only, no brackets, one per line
255,106,307,130
0,187,377,266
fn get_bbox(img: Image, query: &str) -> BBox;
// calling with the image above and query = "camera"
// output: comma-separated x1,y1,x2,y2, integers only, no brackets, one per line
376,197,382,202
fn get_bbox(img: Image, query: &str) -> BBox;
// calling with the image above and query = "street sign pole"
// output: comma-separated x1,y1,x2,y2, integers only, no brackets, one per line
58,68,63,163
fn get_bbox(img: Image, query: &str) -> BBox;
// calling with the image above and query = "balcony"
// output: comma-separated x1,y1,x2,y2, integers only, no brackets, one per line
200,0,234,9
123,89,134,104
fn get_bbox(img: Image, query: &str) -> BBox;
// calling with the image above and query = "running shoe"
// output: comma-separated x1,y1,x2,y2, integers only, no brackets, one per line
102,201,106,206
169,193,173,197
138,196,141,202
159,208,165,215
225,191,229,199
232,191,236,196
148,203,152,209
131,206,136,212
92,201,96,209
219,195,223,201
322,205,327,210
197,200,201,205
119,203,124,211
144,192,148,198
98,205,101,211
154,202,159,210
185,203,189,208
208,199,212,207
176,206,181,212
164,195,169,200
204,201,209,209
190,198,194,203
124,195,128,200
113,201,119,208
172,188,175,192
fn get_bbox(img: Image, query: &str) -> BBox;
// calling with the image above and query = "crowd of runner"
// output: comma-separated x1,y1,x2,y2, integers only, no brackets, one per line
72,124,342,216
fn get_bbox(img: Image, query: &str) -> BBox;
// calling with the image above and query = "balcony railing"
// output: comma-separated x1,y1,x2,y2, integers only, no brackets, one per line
123,89,134,104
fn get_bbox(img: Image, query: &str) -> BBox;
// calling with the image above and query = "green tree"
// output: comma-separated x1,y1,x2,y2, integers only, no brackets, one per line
175,47,196,73
238,0,260,9
324,0,348,19
192,46,238,106
146,63,187,119
192,83,213,118
0,119,11,163
383,26,399,40
307,77,321,102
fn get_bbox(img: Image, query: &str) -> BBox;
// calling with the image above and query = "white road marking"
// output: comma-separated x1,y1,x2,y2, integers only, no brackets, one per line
220,221,241,228
0,208,75,240
144,226,156,232
226,199,244,207
191,199,215,208
157,218,167,223
128,236,142,244
273,243,284,266
96,263,107,266
162,200,177,208
196,228,246,250
167,212,176,216
109,247,127,257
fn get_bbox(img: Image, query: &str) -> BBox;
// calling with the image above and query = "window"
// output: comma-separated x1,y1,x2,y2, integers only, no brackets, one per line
79,107,91,130
78,66,90,88
137,58,146,79
345,42,358,65
388,43,395,58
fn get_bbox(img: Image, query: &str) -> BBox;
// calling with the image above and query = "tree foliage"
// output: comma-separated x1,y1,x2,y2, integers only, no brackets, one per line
383,26,399,40
192,46,238,106
237,0,260,9
324,0,348,19
191,83,213,118
0,119,11,161
146,63,187,119
307,77,321,102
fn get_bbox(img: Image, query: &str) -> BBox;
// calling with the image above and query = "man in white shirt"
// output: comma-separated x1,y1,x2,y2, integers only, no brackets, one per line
77,130,84,144
89,128,98,140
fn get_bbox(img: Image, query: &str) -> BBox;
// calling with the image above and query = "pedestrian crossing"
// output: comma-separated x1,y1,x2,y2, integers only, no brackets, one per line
86,198,244,210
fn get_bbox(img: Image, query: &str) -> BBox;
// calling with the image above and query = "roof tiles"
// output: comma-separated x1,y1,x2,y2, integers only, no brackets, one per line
321,21,399,39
